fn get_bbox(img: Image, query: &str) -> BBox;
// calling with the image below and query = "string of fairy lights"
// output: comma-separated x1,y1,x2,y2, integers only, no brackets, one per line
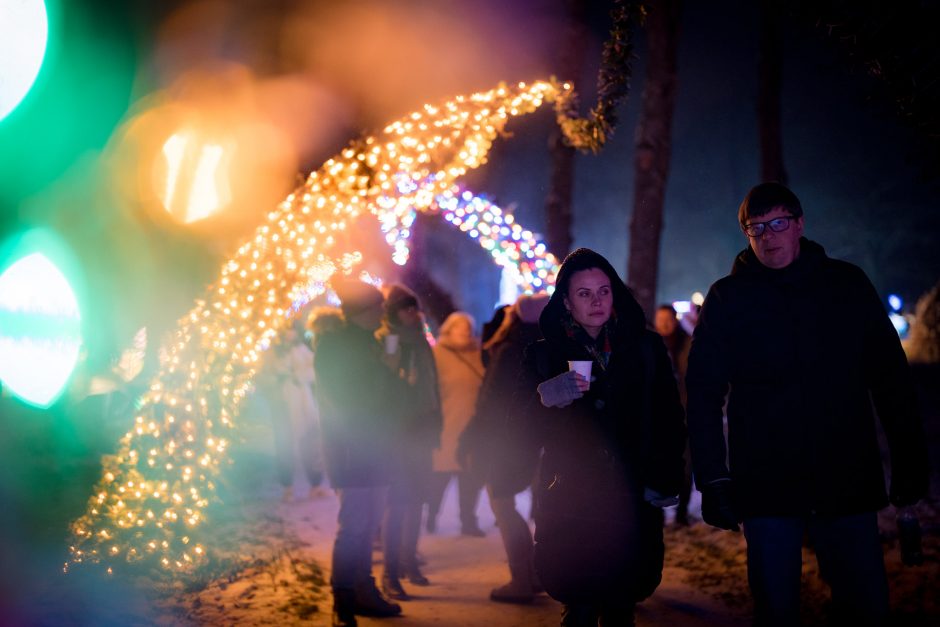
67,80,568,576
377,183,559,294
434,187,557,293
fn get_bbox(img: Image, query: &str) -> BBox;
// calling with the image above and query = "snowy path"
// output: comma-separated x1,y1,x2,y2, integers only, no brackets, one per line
282,481,749,626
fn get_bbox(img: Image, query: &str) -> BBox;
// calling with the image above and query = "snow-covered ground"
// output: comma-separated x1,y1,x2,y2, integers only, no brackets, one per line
3,397,937,626
170,479,749,626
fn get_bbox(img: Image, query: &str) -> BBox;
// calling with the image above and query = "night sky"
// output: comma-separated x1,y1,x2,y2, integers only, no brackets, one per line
475,0,940,305
1,0,938,361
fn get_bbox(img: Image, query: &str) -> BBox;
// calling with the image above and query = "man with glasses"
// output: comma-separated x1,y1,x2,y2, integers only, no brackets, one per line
686,182,927,626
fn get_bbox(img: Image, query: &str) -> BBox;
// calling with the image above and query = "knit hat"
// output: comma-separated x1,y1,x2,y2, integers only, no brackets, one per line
383,283,420,317
333,279,384,316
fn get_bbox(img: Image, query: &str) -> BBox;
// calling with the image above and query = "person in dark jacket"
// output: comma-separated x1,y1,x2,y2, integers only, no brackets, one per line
480,303,511,367
686,182,929,626
314,280,410,627
375,284,443,600
459,293,549,604
654,303,694,525
520,248,686,626
904,281,940,503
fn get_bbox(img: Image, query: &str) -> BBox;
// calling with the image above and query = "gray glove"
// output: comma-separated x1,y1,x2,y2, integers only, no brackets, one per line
537,370,584,408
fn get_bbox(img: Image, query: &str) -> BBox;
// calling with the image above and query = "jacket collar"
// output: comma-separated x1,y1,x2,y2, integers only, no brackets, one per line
731,237,827,281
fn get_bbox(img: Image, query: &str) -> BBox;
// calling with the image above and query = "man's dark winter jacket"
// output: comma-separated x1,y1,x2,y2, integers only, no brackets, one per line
313,319,410,488
687,238,928,518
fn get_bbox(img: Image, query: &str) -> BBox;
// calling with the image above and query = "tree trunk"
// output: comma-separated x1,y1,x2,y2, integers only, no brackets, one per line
627,0,681,320
758,0,787,184
545,132,577,260
544,0,589,261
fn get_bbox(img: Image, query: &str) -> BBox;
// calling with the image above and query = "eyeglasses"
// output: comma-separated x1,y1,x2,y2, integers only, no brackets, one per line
741,215,798,237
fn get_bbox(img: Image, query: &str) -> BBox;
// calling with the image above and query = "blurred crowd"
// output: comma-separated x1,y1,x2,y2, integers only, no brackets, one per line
246,267,940,627
244,184,938,627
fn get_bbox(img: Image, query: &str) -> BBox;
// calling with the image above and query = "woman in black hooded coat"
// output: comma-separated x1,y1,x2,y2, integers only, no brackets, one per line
519,248,686,626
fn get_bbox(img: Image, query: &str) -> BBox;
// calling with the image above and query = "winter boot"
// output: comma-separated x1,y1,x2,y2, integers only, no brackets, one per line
561,604,599,627
404,564,429,585
380,571,410,600
331,588,358,627
599,602,636,627
354,577,403,615
489,580,534,604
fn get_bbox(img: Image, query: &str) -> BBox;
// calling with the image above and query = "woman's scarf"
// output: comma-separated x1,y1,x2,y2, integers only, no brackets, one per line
563,312,614,371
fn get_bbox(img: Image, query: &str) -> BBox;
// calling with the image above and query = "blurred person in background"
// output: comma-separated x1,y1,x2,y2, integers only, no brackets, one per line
314,280,410,627
307,305,345,350
376,284,442,600
267,323,326,502
904,280,940,502
654,304,694,526
519,247,686,626
905,280,940,367
687,182,928,626
427,311,486,537
480,303,511,366
306,306,345,487
459,293,549,604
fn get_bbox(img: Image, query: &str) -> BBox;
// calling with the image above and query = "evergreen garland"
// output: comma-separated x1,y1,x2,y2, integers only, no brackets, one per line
554,0,645,153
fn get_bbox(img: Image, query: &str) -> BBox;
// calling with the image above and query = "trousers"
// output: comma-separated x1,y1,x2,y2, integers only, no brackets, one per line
743,512,889,626
489,489,535,586
331,487,385,589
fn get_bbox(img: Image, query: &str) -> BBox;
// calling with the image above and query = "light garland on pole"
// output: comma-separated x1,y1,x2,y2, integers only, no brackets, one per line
67,79,568,576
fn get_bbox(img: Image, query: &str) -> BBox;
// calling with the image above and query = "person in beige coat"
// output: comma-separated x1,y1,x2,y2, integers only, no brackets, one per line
427,311,487,536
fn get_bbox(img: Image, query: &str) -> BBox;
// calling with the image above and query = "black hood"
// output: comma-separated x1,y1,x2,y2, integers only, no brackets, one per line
731,237,827,277
539,247,647,344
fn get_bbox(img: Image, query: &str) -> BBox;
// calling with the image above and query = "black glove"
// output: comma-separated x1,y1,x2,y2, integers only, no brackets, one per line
701,479,739,531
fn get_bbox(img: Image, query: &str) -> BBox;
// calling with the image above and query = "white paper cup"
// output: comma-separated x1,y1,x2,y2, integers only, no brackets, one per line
568,360,592,380
384,334,400,354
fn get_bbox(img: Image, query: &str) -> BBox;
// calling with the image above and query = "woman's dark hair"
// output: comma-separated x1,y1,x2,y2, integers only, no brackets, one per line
554,248,619,298
738,182,803,225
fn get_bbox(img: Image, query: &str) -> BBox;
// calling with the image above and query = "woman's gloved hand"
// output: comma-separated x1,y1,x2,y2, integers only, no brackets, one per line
537,370,588,408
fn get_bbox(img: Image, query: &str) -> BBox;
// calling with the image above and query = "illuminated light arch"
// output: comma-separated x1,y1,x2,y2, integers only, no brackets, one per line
377,183,559,294
434,187,557,294
68,80,567,574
